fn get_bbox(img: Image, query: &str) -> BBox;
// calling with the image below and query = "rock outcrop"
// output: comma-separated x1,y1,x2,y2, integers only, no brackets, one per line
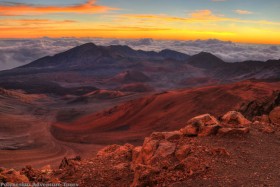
179,112,252,137
130,111,254,186
180,114,220,137
130,132,209,187
1,110,279,186
0,168,29,183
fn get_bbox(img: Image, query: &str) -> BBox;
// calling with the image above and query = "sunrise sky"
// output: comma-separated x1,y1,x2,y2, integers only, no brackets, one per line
0,0,279,44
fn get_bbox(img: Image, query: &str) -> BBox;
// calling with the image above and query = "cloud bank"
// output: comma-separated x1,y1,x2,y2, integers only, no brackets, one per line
0,38,279,70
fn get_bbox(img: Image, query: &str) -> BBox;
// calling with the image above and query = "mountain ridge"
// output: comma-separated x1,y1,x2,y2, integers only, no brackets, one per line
17,43,190,70
0,43,279,95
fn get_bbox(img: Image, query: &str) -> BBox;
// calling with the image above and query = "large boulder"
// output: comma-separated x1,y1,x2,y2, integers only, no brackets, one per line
221,111,251,127
131,135,177,187
154,140,176,158
0,168,29,183
199,125,221,137
130,128,219,187
269,107,280,125
161,131,183,141
180,114,220,137
187,114,220,126
132,134,177,168
138,138,160,165
180,124,198,136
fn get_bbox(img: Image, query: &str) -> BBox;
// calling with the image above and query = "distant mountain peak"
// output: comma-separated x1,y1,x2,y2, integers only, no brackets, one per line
195,51,222,59
109,45,133,50
71,42,98,51
79,42,97,47
197,51,214,55
69,42,99,52
188,51,225,69
107,45,136,56
159,49,190,61
160,49,179,53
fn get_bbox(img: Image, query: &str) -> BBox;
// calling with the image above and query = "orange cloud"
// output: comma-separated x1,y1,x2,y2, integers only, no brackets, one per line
0,18,77,27
0,0,117,16
121,10,280,25
19,19,76,25
121,10,231,24
189,9,228,21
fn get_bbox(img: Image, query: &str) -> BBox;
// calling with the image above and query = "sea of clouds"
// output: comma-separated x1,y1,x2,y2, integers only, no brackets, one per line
0,38,279,70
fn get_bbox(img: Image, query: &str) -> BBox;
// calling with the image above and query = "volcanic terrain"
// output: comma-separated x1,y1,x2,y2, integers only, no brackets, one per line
0,43,279,186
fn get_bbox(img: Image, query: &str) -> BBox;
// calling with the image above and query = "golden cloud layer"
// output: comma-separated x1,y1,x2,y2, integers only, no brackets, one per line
0,5,279,44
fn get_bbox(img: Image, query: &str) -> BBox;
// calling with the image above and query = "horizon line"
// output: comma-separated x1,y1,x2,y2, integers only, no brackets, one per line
0,37,279,46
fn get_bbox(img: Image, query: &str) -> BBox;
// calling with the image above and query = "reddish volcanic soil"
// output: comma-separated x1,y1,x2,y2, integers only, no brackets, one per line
1,110,280,186
52,80,280,145
1,81,280,170
0,89,102,169
118,83,154,93
0,88,150,169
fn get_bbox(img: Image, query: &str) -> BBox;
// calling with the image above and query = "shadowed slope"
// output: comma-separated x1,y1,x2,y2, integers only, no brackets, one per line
51,81,280,145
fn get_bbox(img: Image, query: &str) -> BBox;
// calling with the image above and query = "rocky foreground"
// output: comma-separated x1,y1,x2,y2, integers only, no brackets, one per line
1,108,280,187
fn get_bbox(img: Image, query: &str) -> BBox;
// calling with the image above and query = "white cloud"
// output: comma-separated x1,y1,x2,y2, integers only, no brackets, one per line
234,9,253,15
0,38,279,70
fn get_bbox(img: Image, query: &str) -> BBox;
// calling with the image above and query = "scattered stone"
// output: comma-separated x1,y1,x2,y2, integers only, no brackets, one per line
132,164,160,187
252,121,275,134
218,127,250,135
253,115,270,124
73,155,82,161
113,163,129,170
183,156,207,173
59,157,70,169
210,148,230,156
97,143,134,161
